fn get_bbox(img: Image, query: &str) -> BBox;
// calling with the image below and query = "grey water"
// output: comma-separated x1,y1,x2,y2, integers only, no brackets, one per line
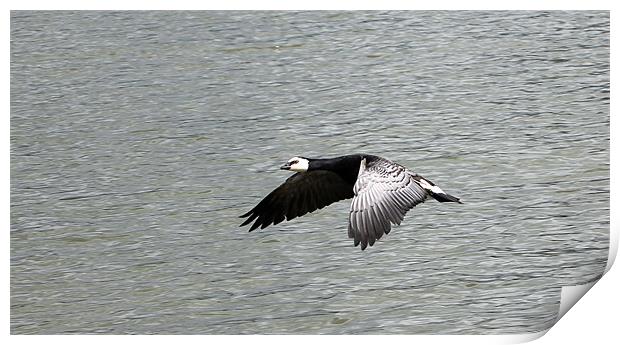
11,11,609,334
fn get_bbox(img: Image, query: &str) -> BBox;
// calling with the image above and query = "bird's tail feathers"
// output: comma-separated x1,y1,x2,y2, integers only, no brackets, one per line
431,192,462,204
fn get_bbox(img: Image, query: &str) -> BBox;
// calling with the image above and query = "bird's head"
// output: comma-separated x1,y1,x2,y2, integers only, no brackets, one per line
280,156,310,172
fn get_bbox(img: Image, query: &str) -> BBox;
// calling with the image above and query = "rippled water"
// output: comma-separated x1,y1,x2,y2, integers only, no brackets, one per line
11,11,609,334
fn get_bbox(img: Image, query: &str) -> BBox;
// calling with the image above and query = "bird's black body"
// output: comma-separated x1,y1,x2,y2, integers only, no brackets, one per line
240,154,461,250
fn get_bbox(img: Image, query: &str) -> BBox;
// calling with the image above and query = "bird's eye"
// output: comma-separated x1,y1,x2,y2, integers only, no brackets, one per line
291,160,298,164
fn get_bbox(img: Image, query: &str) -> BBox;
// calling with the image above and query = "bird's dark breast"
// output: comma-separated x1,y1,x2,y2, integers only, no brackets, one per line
333,163,361,186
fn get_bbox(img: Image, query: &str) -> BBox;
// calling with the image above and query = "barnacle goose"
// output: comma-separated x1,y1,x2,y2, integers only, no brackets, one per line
240,154,462,250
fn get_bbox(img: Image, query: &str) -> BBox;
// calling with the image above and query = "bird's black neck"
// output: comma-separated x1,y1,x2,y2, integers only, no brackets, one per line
307,155,364,185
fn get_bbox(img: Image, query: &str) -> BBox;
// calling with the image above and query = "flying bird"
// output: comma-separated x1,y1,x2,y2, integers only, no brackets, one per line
240,154,462,250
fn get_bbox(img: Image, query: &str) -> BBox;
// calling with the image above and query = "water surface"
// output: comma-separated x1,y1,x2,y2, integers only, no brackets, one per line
11,11,609,334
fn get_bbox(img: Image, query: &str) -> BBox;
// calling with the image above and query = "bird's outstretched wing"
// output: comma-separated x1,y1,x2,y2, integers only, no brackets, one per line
349,158,430,250
240,171,354,231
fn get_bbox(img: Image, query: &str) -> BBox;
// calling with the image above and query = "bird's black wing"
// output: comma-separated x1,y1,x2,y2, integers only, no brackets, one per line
349,157,430,250
240,170,354,231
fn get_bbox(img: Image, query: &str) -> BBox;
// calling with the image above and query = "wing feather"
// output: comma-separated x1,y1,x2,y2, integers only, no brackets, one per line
348,157,430,250
240,170,354,231
374,201,392,230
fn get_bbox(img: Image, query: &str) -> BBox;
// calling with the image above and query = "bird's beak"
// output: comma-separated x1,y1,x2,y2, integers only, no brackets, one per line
280,163,291,170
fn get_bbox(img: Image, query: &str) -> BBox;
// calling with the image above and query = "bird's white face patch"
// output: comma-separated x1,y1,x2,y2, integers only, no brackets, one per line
288,157,309,172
